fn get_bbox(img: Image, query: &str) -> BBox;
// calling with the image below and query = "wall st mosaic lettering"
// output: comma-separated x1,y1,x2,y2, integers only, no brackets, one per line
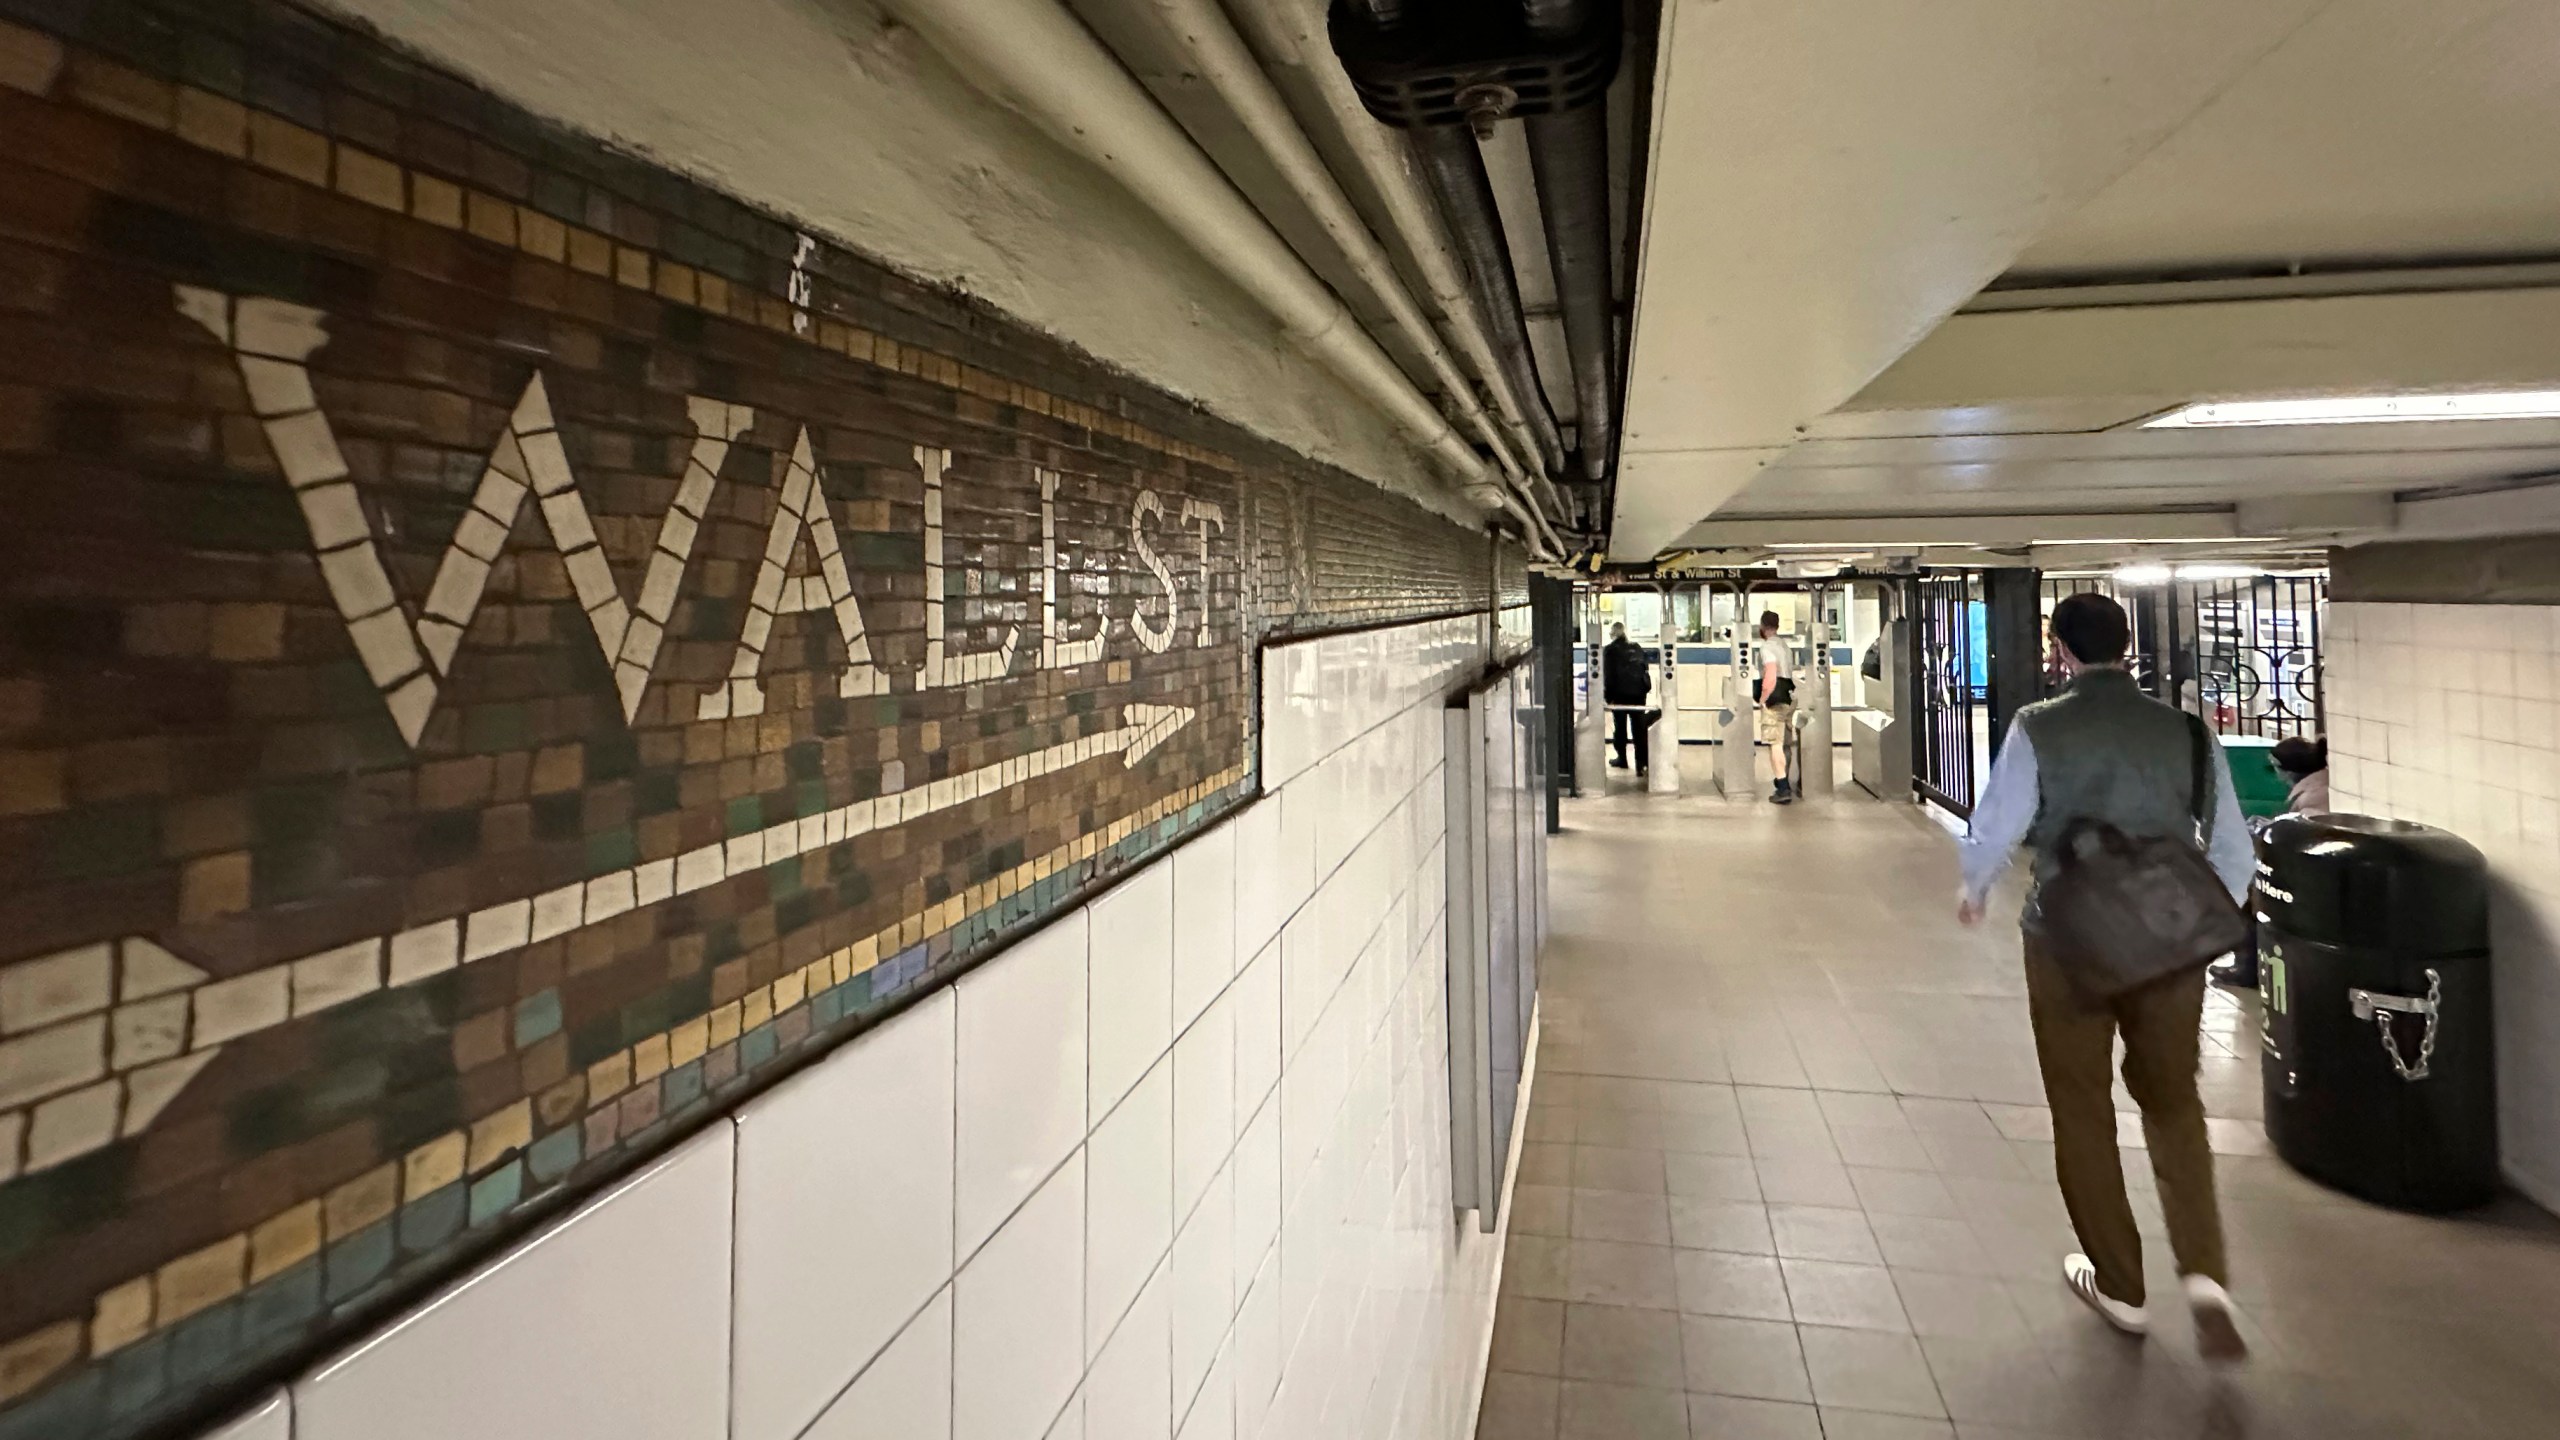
0,3,1499,1435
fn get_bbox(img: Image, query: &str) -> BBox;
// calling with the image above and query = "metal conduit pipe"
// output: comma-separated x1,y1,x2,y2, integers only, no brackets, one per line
1523,0,1618,484
1235,0,1570,490
1410,126,1572,493
877,0,1562,558
1141,0,1544,504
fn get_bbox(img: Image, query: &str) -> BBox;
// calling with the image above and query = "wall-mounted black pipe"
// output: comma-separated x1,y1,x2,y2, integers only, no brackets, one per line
1523,0,1617,484
1411,128,1571,482
1339,0,1570,486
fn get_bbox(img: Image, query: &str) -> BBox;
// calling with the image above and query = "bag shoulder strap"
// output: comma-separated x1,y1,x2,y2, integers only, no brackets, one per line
2185,712,2214,839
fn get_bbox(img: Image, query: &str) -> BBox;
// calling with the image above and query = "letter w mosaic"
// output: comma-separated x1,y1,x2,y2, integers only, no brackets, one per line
174,285,747,740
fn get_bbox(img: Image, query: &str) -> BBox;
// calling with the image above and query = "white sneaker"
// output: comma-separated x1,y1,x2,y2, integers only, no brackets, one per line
2183,1273,2249,1363
2063,1253,2147,1336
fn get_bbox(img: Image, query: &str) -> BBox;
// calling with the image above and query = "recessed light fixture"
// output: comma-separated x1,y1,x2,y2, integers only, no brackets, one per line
2142,391,2560,428
2114,565,2175,585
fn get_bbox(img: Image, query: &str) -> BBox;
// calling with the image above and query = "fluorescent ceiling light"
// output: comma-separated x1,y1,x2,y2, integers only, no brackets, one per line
2142,391,2560,428
2112,563,2273,584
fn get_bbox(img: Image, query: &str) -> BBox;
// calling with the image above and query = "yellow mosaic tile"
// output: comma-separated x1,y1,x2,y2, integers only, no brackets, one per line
88,1278,152,1357
154,1234,246,1327
333,144,403,212
667,1016,708,1068
247,1200,320,1283
322,1164,398,1240
465,1100,531,1171
411,173,463,229
630,1033,671,1084
402,1131,467,1200
246,111,327,186
586,1049,631,1103
0,1320,79,1404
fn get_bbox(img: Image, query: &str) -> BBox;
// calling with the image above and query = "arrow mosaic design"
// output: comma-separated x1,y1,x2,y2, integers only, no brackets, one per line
0,700,1192,1178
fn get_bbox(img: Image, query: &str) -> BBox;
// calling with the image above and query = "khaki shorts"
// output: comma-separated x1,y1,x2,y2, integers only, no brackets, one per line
1756,702,1795,745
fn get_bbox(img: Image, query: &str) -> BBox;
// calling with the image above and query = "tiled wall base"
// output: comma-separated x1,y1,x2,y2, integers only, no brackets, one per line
128,615,1527,1440
2325,601,2560,1211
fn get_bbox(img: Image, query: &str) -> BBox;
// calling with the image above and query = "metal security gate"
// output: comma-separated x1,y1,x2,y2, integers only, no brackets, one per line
1911,572,1985,816
2184,575,2326,739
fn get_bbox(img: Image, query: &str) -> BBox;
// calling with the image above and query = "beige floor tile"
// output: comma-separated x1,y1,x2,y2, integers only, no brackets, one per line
1673,1249,1792,1322
1848,1166,1965,1220
1800,1326,1946,1419
1573,1187,1673,1245
1561,1302,1688,1388
1566,1238,1679,1309
1666,1152,1763,1202
1818,1409,1957,1440
1754,1154,1862,1208
1575,1145,1669,1195
1669,1197,1774,1255
1681,1315,1811,1404
1770,1204,1884,1264
1889,1271,2026,1341
1477,1371,1559,1440
1781,1259,1910,1332
1512,1181,1573,1238
1685,1394,1822,1440
1491,1296,1566,1376
1867,1213,2000,1277
1558,1379,1688,1440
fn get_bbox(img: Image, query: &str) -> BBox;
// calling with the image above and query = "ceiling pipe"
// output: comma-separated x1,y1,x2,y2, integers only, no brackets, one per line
1409,128,1574,496
1231,0,1572,495
1138,0,1552,511
876,0,1559,556
1522,0,1619,485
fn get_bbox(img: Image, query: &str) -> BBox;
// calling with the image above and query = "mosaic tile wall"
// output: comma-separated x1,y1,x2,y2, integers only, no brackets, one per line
0,3,1503,1434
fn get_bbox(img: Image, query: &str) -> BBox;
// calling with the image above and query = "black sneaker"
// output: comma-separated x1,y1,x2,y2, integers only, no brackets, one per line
2208,956,2258,988
1770,780,1794,805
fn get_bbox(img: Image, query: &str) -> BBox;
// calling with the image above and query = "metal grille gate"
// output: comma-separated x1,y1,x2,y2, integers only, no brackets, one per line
1912,572,1985,815
2039,575,2326,738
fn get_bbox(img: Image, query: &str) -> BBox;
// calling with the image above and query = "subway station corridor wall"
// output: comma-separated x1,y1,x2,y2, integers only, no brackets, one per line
2324,600,2560,1212
182,616,1504,1440
0,4,1510,1434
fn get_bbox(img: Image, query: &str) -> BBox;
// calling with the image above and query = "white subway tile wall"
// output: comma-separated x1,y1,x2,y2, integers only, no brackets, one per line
201,614,1523,1440
2326,601,2560,1208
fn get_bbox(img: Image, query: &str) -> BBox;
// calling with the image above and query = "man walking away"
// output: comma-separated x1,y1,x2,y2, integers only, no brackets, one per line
1755,611,1797,804
1955,592,2254,1361
1602,622,1653,779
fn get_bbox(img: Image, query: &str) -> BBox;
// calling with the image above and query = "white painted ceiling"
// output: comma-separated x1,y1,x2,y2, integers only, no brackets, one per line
1616,0,2560,560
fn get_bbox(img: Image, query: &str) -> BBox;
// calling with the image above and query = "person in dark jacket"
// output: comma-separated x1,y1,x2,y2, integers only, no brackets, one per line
1601,623,1653,777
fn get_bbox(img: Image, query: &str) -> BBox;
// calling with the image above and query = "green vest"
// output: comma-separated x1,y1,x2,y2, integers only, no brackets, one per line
2018,669,2204,889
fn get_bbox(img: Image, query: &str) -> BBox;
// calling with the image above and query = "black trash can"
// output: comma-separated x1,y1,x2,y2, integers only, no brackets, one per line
2256,815,2497,1211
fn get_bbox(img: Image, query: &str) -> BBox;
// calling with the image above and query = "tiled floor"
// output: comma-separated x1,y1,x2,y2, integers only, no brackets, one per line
1480,750,2560,1440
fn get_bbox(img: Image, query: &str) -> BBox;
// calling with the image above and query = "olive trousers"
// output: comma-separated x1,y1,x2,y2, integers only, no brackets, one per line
2023,934,2231,1306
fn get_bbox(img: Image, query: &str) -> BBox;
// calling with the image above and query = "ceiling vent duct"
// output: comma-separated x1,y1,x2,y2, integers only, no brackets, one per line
1330,0,1624,489
1329,0,1620,137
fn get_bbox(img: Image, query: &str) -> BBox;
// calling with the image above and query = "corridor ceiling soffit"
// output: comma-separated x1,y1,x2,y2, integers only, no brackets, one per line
1609,0,2334,559
2011,0,2560,278
1846,287,2560,415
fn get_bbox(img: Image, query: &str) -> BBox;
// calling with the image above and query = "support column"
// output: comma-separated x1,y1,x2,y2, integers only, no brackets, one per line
1531,573,1574,830
1799,588,1836,801
1649,585,1682,794
1983,567,2044,757
1718,583,1755,799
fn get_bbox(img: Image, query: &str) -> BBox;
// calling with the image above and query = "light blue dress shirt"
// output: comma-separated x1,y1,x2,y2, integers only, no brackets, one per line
1957,715,2255,909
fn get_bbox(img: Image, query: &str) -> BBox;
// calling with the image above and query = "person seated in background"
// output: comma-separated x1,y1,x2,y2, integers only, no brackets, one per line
2269,735,2329,818
2210,734,2330,990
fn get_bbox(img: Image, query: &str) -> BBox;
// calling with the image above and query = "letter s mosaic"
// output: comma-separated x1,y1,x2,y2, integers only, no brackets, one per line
0,3,1507,1434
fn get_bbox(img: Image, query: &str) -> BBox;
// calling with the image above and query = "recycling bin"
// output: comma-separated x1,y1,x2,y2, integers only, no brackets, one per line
2256,815,2497,1211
